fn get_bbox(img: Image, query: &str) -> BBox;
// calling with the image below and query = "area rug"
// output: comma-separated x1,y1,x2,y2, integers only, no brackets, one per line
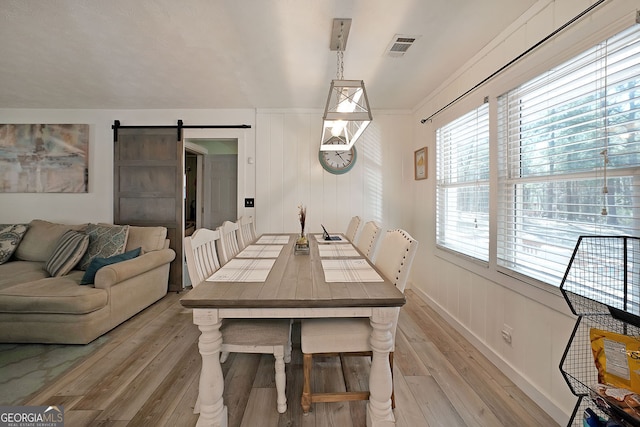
0,337,108,405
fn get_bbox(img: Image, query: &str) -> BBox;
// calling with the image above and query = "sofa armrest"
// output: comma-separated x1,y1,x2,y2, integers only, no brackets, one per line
94,248,176,289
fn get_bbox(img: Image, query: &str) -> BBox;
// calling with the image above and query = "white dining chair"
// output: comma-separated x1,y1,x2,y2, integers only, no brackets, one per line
300,228,418,414
184,228,222,287
344,215,362,242
237,215,258,250
184,228,292,413
354,220,382,262
216,220,241,265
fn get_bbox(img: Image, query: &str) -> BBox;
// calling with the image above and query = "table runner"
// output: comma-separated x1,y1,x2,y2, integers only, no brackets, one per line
207,258,276,282
321,258,384,282
318,244,360,258
256,235,290,244
236,244,284,258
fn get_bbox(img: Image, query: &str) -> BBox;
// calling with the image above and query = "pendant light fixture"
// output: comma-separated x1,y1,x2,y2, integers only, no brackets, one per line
320,18,372,151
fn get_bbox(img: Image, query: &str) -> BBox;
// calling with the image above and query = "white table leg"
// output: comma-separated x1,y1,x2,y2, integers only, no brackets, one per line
274,347,287,413
367,307,396,427
193,309,228,427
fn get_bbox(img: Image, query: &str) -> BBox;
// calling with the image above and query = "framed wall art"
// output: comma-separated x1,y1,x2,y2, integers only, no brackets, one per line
0,124,89,193
414,146,427,180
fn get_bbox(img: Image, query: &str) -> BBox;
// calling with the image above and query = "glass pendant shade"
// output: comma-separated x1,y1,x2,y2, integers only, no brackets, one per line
320,79,372,151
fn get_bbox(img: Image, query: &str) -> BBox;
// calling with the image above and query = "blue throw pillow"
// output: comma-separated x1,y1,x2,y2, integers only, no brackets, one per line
80,247,142,285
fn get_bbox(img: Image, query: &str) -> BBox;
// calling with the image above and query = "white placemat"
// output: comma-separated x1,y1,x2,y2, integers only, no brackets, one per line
318,244,360,258
256,235,290,244
314,234,345,243
207,258,276,282
321,259,384,282
236,244,284,258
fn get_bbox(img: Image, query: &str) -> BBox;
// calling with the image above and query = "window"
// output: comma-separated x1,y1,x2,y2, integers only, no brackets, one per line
497,25,640,287
436,103,490,261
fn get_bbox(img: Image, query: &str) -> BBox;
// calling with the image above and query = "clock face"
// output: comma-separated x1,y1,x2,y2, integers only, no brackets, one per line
319,145,357,175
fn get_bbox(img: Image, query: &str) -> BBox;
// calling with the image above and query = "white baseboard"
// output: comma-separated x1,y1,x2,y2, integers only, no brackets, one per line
410,286,571,425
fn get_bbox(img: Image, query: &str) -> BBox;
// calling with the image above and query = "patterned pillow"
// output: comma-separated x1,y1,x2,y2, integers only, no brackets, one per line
45,230,90,277
78,224,130,271
0,224,29,265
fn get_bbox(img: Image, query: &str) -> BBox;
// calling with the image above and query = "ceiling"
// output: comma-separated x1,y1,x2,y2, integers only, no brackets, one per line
0,0,537,110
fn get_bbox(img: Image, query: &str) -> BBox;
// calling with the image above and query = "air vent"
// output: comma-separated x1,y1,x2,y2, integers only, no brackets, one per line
386,34,420,57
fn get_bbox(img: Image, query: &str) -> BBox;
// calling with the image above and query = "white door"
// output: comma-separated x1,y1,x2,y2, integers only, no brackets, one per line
203,153,238,229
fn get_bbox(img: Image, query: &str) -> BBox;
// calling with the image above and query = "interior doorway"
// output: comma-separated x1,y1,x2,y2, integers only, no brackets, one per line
184,150,199,236
183,138,239,287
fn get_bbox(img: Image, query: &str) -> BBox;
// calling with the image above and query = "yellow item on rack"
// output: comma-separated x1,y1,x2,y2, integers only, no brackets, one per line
590,328,640,393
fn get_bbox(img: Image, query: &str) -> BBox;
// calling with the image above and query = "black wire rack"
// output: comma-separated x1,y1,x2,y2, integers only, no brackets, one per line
559,236,640,427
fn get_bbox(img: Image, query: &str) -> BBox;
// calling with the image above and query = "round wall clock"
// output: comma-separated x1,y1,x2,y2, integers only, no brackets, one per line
319,145,357,175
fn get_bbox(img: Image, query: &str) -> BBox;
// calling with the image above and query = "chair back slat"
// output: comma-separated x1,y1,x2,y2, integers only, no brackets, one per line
238,215,257,250
184,228,222,287
217,220,241,265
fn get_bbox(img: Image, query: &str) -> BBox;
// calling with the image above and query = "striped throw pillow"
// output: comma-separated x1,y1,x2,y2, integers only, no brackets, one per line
45,230,90,277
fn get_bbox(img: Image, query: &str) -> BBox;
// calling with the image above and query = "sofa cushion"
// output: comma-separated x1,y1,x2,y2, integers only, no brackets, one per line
80,247,142,285
0,261,48,291
0,224,29,265
0,273,108,315
78,224,129,271
15,220,88,262
45,230,90,277
125,226,167,253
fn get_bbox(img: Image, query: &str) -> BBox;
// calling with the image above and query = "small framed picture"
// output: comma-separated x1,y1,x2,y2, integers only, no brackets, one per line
414,147,427,180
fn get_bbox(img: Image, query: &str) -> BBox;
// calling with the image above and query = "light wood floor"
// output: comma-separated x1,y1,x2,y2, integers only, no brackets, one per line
22,289,560,427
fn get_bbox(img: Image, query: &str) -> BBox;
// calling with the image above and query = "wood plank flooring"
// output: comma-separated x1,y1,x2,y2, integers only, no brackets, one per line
21,289,560,427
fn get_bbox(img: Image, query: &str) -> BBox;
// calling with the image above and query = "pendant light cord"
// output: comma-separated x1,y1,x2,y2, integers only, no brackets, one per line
337,22,345,80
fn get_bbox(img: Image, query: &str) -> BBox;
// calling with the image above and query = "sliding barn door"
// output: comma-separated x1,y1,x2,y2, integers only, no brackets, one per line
114,128,183,292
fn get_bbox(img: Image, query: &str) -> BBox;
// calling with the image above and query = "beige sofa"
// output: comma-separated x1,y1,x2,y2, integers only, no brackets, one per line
0,220,176,344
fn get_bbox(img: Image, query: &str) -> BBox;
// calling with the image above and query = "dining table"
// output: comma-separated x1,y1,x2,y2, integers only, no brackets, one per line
180,233,406,427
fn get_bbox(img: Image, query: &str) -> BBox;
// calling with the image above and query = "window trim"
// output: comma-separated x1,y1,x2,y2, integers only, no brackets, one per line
496,24,640,286
427,14,639,314
435,102,491,262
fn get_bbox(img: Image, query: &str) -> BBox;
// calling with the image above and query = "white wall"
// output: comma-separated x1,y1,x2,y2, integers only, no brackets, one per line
0,109,256,224
0,108,411,237
255,109,414,236
408,0,640,423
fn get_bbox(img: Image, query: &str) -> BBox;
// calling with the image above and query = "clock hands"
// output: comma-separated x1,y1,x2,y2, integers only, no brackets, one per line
323,151,350,164
319,146,356,174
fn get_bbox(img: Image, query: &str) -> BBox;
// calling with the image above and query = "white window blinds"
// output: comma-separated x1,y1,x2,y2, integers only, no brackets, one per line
497,25,640,286
436,103,490,262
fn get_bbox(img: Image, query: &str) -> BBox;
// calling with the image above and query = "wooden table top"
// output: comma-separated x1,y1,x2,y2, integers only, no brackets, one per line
180,234,406,309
